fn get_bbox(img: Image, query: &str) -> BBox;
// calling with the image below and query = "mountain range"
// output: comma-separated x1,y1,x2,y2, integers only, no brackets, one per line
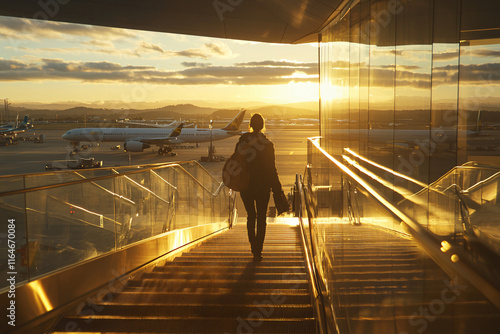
3,102,319,121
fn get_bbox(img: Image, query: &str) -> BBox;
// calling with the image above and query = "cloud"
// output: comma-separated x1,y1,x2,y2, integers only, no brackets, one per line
474,50,500,58
137,41,234,59
0,58,318,85
0,59,27,71
181,62,212,67
433,51,459,62
4,56,499,89
82,39,116,48
8,40,233,60
367,62,500,88
0,16,135,41
14,45,140,57
236,60,317,68
451,63,500,84
461,49,500,59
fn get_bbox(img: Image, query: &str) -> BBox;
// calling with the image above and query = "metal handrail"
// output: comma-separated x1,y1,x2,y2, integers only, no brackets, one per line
0,161,225,199
295,173,332,334
73,171,137,205
308,138,500,310
463,170,500,194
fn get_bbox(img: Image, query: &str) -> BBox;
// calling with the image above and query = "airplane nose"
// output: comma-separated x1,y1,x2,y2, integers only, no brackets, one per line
62,132,69,139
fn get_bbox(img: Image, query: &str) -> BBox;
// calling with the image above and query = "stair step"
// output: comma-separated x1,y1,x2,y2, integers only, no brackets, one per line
179,254,304,259
143,271,307,280
127,278,309,290
92,303,315,318
109,291,312,305
53,316,317,333
168,260,306,266
51,224,315,334
153,265,307,274
340,301,500,317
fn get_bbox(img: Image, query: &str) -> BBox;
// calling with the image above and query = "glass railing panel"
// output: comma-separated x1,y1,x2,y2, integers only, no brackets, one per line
0,175,25,193
458,170,500,257
305,137,500,333
149,170,175,235
173,168,193,230
23,168,118,190
340,146,500,245
26,182,116,279
0,193,29,289
24,171,87,189
188,176,200,228
203,183,212,226
215,191,223,224
114,174,156,248
152,167,179,232
0,160,233,288
307,138,343,220
185,161,220,193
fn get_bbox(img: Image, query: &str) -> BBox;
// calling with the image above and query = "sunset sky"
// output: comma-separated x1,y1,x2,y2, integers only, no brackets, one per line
0,16,319,109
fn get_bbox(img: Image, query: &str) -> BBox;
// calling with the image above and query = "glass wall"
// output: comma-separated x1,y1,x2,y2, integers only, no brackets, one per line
316,1,500,331
0,161,231,287
319,0,500,235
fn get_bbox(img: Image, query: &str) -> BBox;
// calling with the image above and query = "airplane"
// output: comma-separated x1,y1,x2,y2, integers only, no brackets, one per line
116,119,182,128
118,119,198,129
62,110,246,155
0,115,33,137
63,123,184,156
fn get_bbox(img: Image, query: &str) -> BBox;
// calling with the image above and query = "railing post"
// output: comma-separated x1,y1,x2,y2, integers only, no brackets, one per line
294,174,300,217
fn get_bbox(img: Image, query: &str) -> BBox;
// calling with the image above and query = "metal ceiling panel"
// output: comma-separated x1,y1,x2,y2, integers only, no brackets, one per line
0,0,345,43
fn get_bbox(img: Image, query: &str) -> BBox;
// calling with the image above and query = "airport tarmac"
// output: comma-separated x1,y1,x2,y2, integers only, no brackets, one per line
0,127,319,192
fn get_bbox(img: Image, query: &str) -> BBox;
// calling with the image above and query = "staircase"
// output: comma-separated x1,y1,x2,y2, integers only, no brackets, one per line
325,223,500,334
52,223,317,333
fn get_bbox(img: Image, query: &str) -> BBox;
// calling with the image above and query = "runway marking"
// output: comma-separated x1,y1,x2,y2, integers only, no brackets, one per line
289,151,294,155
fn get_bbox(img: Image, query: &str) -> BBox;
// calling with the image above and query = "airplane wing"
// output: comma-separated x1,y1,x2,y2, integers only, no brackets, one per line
0,127,25,136
225,130,244,136
0,128,15,135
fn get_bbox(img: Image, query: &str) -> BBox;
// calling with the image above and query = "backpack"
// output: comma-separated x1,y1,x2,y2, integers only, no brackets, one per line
222,149,249,191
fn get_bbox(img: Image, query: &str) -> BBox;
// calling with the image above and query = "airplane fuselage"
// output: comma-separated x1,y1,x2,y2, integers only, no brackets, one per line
62,127,238,144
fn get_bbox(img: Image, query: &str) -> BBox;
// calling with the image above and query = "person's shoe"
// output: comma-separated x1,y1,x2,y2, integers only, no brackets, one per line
253,254,263,262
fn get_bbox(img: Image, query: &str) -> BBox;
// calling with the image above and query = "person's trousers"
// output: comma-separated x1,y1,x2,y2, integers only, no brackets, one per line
240,189,270,256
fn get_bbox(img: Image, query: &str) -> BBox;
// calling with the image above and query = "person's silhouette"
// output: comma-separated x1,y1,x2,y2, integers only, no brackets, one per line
234,113,283,261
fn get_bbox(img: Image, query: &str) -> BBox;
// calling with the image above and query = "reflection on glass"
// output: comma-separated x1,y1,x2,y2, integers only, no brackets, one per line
0,161,230,284
0,194,28,288
458,39,500,167
430,43,459,185
317,0,500,331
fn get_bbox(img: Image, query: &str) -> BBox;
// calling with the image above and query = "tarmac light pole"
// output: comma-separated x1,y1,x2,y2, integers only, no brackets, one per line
209,119,213,161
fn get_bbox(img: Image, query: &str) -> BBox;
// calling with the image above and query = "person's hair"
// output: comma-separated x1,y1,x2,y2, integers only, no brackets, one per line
250,113,264,133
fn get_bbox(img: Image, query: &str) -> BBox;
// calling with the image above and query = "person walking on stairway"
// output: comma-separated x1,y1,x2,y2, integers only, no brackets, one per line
235,113,284,261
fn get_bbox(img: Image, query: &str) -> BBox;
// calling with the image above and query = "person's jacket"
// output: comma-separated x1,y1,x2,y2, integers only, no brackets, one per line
234,132,281,193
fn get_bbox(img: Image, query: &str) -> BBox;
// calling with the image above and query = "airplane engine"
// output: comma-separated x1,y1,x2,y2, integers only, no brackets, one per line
168,138,183,144
124,141,151,152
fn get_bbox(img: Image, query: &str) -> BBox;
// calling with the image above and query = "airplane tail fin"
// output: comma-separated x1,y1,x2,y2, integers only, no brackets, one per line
169,123,184,137
222,110,246,131
19,115,32,129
